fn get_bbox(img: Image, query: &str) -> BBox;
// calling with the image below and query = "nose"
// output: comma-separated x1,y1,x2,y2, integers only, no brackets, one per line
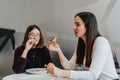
73,26,76,30
34,35,39,39
31,35,39,39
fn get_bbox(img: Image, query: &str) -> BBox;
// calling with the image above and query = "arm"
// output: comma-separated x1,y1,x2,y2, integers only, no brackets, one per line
61,51,77,69
48,37,112,80
70,37,111,80
12,39,34,73
12,46,28,73
13,38,43,73
47,41,67,64
47,41,76,69
21,39,34,58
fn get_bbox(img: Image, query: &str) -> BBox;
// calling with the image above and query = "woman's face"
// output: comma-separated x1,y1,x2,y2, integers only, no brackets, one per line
28,28,40,45
74,16,86,39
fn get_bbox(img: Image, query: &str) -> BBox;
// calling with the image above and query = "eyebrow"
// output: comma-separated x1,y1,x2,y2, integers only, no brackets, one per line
29,32,40,34
74,22,80,24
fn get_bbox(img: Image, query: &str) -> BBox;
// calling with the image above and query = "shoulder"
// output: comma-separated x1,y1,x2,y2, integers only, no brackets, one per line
15,45,25,51
94,36,109,45
14,45,25,55
40,46,50,55
42,46,48,50
92,37,111,59
93,36,111,50
41,46,49,52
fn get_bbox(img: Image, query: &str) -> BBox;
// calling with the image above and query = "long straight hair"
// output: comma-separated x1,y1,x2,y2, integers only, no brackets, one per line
22,25,44,48
75,12,101,67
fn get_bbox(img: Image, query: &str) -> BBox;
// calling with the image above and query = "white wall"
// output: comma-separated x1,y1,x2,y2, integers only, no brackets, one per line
0,0,120,78
0,0,54,32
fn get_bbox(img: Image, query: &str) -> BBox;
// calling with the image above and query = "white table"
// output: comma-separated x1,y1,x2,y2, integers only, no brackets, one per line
2,73,76,80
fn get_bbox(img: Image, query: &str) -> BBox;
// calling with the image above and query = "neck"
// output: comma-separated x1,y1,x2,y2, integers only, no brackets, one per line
81,35,86,44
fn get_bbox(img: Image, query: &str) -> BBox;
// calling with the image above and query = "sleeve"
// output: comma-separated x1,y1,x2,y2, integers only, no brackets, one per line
61,50,77,70
43,46,52,65
70,37,111,80
12,46,27,73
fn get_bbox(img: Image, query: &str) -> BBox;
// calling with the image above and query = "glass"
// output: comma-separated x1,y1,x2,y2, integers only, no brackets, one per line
28,33,40,38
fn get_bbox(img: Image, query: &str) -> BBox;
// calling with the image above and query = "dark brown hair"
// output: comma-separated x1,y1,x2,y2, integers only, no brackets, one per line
22,25,44,48
75,12,101,67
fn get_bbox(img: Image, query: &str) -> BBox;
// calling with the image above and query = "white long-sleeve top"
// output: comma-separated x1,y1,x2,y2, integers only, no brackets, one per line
61,37,119,80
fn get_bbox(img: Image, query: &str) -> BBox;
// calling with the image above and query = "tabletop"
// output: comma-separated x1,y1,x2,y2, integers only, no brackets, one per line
2,73,77,80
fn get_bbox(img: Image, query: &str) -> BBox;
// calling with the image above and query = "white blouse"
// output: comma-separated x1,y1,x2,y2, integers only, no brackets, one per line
61,37,119,80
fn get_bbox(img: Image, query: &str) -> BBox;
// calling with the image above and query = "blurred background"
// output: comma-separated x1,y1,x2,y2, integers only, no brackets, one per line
0,0,120,79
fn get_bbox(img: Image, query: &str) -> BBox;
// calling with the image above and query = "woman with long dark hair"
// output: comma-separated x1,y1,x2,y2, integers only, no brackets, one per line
46,12,119,80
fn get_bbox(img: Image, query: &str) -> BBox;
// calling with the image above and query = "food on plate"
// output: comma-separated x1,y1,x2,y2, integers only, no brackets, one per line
31,70,40,72
26,68,47,74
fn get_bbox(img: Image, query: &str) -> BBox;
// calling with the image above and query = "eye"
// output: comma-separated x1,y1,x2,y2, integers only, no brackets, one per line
76,24,80,26
75,22,80,26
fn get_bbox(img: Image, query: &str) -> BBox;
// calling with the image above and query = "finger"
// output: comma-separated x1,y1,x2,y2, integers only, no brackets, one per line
44,64,47,68
51,36,57,42
28,39,34,44
48,63,54,72
47,67,54,74
46,63,53,70
47,41,52,47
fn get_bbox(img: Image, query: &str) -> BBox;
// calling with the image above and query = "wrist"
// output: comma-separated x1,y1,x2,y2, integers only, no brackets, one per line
54,66,70,78
57,48,62,54
24,48,29,52
21,49,29,58
62,70,70,78
25,47,30,51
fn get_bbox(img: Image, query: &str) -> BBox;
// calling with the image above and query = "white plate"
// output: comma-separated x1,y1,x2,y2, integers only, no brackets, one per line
20,74,54,80
25,68,47,74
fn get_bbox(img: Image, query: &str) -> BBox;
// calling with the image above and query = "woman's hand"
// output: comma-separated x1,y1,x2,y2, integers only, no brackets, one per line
25,39,36,50
47,37,66,64
21,39,36,58
45,63,55,76
45,63,70,78
47,40,61,52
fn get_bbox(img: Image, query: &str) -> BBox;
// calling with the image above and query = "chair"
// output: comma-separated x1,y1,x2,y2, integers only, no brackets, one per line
0,28,15,52
113,51,120,74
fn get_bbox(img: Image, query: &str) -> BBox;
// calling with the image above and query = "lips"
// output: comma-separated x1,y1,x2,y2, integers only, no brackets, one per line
74,30,78,34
